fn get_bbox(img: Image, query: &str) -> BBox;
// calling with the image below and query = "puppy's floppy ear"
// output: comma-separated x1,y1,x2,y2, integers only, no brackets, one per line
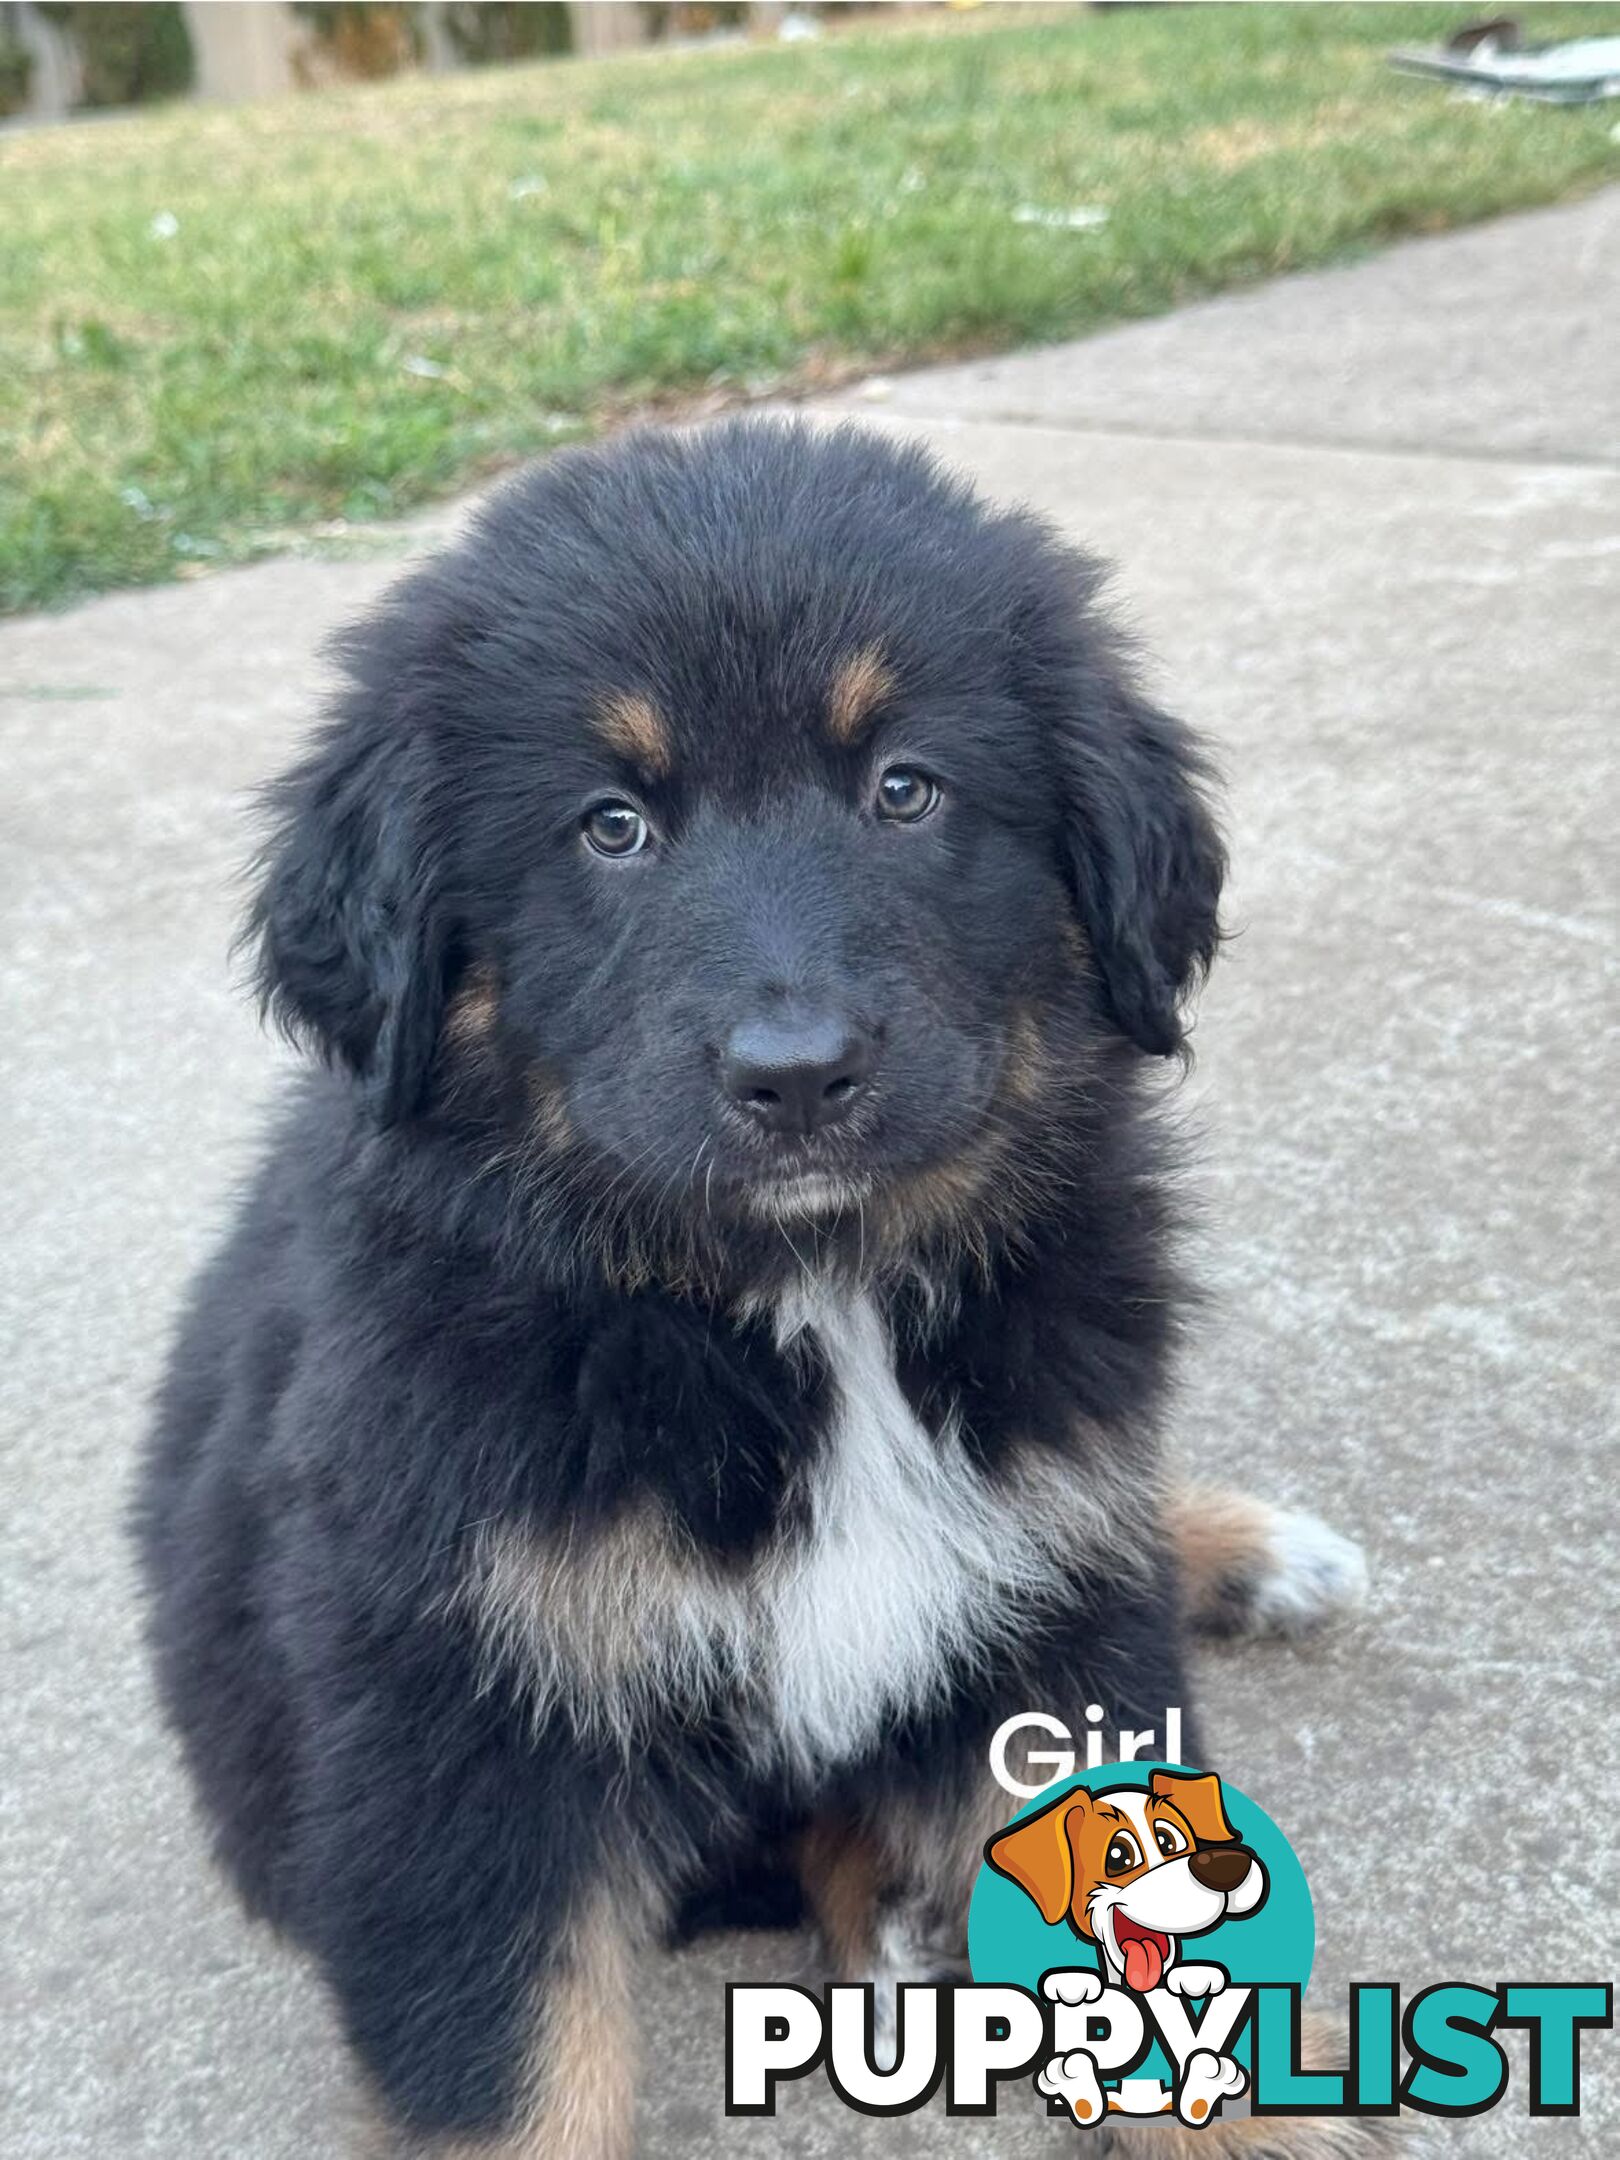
1058,640,1226,1058
1150,1770,1237,1847
986,1791,1089,1926
247,694,448,1127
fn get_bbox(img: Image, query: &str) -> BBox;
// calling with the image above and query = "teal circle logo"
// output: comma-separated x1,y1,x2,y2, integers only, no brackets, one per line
969,1763,1312,2124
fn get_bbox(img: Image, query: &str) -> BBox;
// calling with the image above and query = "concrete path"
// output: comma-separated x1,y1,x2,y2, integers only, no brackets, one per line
3,191,1616,2159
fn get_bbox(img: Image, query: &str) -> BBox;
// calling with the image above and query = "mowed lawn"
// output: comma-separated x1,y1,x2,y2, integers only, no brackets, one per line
3,5,1617,613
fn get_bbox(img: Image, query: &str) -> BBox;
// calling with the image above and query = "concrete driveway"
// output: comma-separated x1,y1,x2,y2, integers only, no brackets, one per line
3,189,1616,2157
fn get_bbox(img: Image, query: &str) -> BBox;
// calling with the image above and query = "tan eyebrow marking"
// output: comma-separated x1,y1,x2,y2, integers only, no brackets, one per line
826,645,897,744
593,690,672,776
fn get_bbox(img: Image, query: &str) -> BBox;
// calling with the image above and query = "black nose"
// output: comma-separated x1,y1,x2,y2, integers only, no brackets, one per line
721,1014,874,1137
1188,1846,1253,1895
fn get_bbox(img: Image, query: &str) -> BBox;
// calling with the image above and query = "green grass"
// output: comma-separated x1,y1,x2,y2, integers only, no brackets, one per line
3,4,1616,613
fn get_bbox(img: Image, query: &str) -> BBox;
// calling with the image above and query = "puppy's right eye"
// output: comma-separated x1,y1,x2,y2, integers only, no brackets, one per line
582,801,650,858
1104,1832,1142,1877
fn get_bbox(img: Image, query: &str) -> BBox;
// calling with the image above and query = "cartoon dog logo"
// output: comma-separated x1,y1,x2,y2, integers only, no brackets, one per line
987,1768,1267,1993
986,1770,1268,2126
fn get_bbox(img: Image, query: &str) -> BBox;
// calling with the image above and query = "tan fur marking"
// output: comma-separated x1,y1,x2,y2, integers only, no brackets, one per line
1059,919,1093,974
1000,1006,1049,1107
445,966,499,1047
895,1763,1026,1960
394,1890,639,2159
887,1147,1001,1276
1166,1483,1276,1627
459,1426,1155,1771
826,645,897,744
896,1152,991,1223
459,1508,740,1737
803,1729,1040,1990
798,1816,882,1976
526,1066,574,1151
511,1888,638,2160
594,690,671,775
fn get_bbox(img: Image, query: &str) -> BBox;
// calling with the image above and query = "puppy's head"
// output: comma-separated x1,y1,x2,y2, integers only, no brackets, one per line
250,420,1222,1275
986,1771,1266,1987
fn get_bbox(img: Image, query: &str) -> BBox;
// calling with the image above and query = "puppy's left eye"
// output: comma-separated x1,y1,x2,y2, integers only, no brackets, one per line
1154,1822,1189,1858
582,801,651,858
875,767,940,823
1104,1832,1142,1877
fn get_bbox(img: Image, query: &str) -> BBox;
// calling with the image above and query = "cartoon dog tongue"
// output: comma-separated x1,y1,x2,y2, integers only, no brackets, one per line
1121,1929,1166,1991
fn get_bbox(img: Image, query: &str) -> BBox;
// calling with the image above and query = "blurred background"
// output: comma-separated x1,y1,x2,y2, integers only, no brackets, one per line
2,2,1616,615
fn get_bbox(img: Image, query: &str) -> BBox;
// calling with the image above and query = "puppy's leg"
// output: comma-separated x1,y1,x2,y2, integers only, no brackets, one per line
349,1830,660,2160
353,1877,644,2160
281,1597,673,2160
343,1888,652,2160
799,1738,1020,1994
796,1812,930,2068
795,1814,885,1979
395,1883,643,2160
1169,1481,1368,1641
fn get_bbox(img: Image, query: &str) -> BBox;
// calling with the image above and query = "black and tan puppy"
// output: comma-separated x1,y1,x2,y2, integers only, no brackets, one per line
136,420,1369,2157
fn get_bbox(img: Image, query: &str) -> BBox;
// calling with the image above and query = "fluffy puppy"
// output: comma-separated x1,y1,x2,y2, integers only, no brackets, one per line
135,419,1368,2157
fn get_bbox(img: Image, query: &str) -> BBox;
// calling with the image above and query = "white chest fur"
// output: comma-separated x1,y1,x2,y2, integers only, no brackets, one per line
760,1287,1044,1773
464,1286,1136,1776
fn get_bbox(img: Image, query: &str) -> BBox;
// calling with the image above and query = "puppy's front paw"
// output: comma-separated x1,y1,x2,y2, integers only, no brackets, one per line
1176,2047,1246,2125
1176,1485,1369,1642
1163,1962,1226,1999
1250,1506,1368,1638
1036,2049,1107,2126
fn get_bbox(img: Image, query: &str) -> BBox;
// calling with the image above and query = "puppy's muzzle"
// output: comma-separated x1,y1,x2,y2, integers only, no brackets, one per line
1188,1845,1255,1895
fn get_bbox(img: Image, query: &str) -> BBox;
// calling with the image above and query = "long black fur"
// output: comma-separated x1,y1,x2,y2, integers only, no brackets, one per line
135,419,1224,2144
